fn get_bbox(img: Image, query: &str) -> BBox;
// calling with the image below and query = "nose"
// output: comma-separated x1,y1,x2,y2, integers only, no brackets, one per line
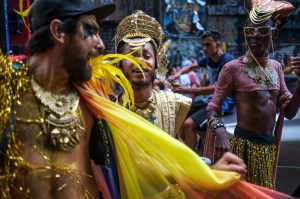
252,30,259,37
203,44,209,51
94,34,105,56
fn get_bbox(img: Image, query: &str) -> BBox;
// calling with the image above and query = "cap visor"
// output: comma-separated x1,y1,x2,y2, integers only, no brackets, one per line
81,4,116,20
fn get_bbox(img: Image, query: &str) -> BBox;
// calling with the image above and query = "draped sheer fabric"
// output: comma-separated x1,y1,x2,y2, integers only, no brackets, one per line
75,55,294,199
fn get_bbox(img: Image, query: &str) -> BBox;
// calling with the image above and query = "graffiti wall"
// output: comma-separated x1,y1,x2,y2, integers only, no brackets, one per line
97,0,156,20
98,0,159,54
272,4,300,60
164,0,300,69
164,0,241,68
4,0,158,55
166,37,204,69
4,0,300,62
163,0,206,36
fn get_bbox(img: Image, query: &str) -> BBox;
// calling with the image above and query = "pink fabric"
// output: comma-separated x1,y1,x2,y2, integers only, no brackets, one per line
90,160,112,199
207,51,292,114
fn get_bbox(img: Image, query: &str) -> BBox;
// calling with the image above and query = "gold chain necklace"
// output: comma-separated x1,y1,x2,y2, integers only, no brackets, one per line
128,91,157,123
134,92,154,108
31,76,84,151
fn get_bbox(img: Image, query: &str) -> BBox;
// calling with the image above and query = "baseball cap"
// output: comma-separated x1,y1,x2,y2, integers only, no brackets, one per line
29,0,116,31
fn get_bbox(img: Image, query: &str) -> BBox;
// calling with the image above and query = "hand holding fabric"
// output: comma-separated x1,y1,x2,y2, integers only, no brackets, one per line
211,152,247,179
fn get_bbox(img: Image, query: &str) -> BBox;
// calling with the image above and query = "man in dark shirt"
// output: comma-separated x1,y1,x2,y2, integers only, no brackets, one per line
169,30,235,150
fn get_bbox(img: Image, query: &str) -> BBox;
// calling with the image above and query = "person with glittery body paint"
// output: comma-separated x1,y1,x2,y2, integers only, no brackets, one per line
0,0,115,198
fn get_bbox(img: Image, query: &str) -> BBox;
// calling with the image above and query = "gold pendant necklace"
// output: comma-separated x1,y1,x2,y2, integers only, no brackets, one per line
31,76,84,151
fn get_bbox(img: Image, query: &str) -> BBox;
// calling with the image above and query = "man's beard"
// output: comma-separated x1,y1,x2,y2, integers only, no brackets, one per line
63,41,92,82
126,71,156,89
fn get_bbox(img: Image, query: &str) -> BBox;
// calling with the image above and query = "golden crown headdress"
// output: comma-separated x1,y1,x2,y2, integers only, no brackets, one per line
115,10,168,77
244,0,295,28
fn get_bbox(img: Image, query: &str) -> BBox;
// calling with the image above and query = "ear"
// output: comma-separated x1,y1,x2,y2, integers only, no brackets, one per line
49,19,66,43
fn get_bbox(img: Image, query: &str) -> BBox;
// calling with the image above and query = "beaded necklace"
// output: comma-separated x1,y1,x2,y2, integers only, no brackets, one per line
129,91,157,123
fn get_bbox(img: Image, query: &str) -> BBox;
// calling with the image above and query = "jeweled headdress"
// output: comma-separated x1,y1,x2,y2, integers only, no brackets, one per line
115,10,168,78
245,0,295,28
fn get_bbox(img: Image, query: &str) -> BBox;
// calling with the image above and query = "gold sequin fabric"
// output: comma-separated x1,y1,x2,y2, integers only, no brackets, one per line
0,53,30,132
231,136,276,189
1,86,95,199
0,55,95,198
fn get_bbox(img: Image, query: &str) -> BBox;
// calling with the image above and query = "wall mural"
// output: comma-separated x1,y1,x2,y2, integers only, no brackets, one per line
163,0,206,36
164,0,300,69
6,0,300,62
97,0,155,20
166,37,204,69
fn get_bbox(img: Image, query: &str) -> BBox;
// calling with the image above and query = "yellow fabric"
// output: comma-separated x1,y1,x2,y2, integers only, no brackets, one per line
0,51,291,199
78,85,241,198
75,54,241,198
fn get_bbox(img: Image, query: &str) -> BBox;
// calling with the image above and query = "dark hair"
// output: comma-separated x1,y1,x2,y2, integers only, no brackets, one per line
201,30,222,42
26,17,79,55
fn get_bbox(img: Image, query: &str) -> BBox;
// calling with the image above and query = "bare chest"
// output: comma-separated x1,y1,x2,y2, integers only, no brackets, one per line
9,91,97,198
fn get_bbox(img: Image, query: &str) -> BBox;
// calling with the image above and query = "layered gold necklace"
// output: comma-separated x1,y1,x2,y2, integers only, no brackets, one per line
127,91,157,123
31,77,84,151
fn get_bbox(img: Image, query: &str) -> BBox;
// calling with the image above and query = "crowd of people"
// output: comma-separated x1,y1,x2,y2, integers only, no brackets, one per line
0,0,300,198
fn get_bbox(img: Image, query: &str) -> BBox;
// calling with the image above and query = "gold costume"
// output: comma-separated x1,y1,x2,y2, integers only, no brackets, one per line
114,11,192,198
133,90,191,137
114,11,192,137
